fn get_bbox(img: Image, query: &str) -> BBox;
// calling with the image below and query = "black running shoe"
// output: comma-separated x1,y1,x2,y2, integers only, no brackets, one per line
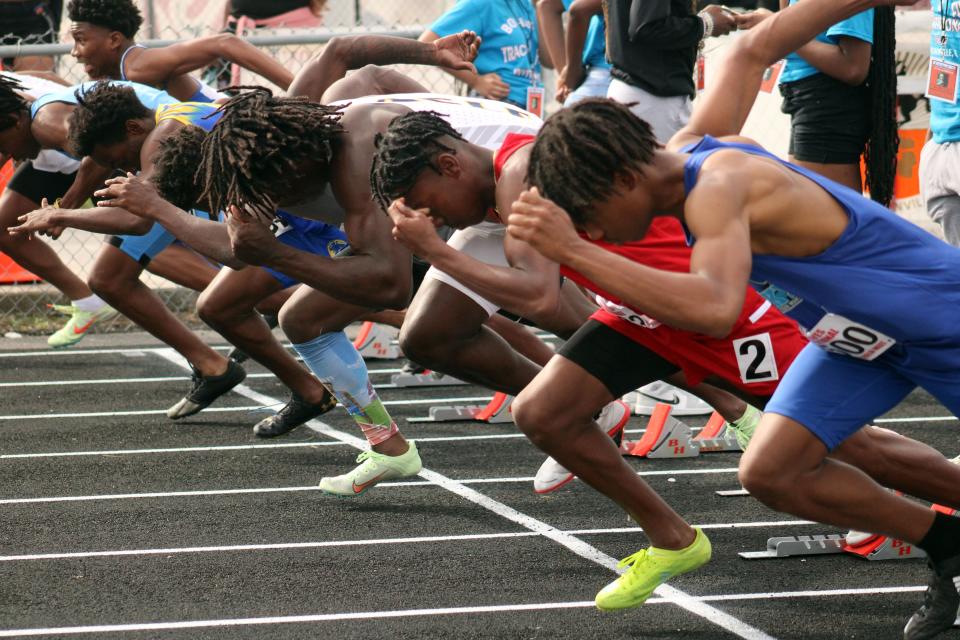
252,389,338,437
167,360,247,420
227,315,279,363
904,555,960,640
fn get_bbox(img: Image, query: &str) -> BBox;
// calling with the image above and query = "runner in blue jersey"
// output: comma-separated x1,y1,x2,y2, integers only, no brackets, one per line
508,0,960,637
66,0,292,101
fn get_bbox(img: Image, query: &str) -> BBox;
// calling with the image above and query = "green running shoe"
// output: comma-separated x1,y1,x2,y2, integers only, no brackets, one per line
726,404,762,451
595,527,712,611
47,303,117,349
319,441,422,496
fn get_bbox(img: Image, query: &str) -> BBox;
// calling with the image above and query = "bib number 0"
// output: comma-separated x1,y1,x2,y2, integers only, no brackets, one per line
732,333,779,384
805,313,896,361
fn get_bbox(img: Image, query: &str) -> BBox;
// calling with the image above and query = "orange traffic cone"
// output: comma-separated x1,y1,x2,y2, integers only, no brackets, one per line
0,159,41,284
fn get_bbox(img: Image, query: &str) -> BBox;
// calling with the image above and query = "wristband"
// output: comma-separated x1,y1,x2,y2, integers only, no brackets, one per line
699,11,714,39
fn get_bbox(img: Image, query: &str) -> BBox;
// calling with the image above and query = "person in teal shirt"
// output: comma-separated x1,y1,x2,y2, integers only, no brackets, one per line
421,0,549,109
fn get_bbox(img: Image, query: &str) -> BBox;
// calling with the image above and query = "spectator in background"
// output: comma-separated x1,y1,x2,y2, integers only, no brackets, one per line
740,3,898,202
0,0,63,72
420,0,552,113
537,0,610,106
604,0,738,141
919,0,960,245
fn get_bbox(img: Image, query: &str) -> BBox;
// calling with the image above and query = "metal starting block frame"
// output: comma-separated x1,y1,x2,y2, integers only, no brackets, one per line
390,370,468,388
741,534,926,561
407,392,514,424
621,404,742,458
353,322,401,360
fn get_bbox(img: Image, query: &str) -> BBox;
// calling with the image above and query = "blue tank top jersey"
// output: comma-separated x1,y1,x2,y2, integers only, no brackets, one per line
680,135,960,363
30,80,177,119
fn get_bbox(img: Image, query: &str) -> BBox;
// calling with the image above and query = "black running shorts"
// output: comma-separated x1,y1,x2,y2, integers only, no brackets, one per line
780,72,870,164
558,319,680,398
7,160,77,204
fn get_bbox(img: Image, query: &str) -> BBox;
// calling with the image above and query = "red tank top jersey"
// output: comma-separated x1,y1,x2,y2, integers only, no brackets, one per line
494,133,808,394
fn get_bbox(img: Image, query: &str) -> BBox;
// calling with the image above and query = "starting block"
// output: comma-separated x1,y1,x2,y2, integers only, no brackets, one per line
740,533,926,561
353,322,401,360
621,405,741,458
407,392,514,424
390,369,468,387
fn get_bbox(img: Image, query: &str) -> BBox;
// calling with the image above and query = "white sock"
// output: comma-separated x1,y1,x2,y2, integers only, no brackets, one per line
71,294,105,312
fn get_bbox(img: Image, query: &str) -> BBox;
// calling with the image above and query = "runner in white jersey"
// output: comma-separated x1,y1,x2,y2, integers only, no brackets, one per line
0,71,115,348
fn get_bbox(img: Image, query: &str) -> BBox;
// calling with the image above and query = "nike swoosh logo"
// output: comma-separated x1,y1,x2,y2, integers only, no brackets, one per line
72,320,95,335
638,392,681,405
352,472,388,494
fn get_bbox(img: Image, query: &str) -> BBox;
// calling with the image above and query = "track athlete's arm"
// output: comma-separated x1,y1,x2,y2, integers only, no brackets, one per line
288,32,480,102
231,110,413,310
508,174,752,337
671,0,905,151
123,34,294,90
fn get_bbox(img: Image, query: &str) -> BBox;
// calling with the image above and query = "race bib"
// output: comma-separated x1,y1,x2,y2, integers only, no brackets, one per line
760,60,784,94
805,313,896,361
926,59,959,105
596,295,661,329
732,333,779,384
269,217,294,238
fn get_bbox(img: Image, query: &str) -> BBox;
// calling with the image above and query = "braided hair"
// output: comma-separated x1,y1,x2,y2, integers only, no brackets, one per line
863,6,898,206
198,87,345,218
525,98,657,225
0,74,28,131
369,110,464,209
68,81,149,157
67,0,142,38
151,125,207,211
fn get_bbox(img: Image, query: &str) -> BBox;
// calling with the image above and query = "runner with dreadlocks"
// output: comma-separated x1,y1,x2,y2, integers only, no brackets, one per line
66,0,292,101
508,0,960,634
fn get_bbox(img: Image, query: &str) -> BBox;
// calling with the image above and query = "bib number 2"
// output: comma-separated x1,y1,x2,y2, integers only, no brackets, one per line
805,313,896,361
732,333,779,384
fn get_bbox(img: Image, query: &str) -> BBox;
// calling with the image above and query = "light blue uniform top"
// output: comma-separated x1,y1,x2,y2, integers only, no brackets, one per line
561,0,609,70
779,0,873,84
430,0,541,108
929,0,960,143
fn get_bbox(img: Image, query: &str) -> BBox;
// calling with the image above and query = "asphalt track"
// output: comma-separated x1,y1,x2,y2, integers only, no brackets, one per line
1,330,958,640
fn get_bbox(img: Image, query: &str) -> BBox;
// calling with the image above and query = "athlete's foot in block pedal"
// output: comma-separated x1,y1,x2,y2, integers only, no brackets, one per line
253,389,338,437
533,400,630,494
903,553,960,640
319,441,422,496
167,360,246,420
633,381,712,416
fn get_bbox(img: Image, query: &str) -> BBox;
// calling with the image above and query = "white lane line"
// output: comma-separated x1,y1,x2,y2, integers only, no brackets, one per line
874,416,957,424
153,349,772,640
0,396,492,421
0,586,925,637
0,370,399,388
0,520,813,562
0,467,742,505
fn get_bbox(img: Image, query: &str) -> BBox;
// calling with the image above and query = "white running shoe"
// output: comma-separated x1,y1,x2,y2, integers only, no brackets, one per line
632,381,713,416
319,441,422,496
533,400,630,494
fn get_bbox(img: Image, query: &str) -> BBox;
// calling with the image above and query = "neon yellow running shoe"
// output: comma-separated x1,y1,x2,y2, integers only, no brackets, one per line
47,303,117,349
726,404,762,451
596,527,712,611
319,441,422,496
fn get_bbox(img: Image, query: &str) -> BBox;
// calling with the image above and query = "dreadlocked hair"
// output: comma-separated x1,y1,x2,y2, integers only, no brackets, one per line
369,110,464,209
526,98,657,225
151,125,207,211
67,0,142,38
68,81,149,157
198,87,345,218
0,74,28,131
863,6,898,206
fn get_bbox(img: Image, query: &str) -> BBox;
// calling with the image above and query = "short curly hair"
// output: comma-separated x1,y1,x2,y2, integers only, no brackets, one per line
67,0,143,38
151,125,207,211
68,81,150,158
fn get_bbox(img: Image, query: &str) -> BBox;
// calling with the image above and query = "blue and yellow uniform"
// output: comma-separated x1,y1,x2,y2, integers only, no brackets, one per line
113,101,348,285
682,135,960,450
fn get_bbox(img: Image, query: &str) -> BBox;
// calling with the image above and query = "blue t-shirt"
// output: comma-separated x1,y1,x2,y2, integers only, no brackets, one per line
930,0,960,143
779,0,874,84
430,0,541,107
561,0,609,70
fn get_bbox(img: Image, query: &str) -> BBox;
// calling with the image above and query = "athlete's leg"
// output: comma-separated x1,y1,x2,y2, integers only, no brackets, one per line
146,244,220,292
88,242,229,377
196,266,328,404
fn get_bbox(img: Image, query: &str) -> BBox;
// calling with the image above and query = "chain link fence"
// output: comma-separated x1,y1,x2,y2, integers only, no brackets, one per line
0,0,464,333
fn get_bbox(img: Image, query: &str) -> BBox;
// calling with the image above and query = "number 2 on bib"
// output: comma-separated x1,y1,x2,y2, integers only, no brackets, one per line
732,333,780,384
